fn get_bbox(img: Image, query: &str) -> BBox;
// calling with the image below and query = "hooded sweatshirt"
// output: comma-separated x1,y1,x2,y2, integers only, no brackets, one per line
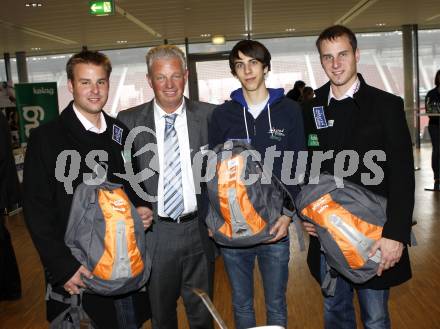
209,88,306,197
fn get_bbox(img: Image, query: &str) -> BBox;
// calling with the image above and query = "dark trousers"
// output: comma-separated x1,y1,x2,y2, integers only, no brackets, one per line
148,219,214,329
0,214,21,300
428,125,439,180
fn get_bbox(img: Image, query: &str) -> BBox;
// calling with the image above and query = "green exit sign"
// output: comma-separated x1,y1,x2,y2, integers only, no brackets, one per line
89,1,114,16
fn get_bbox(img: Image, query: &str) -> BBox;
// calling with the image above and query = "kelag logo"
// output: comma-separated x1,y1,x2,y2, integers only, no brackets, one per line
15,82,59,144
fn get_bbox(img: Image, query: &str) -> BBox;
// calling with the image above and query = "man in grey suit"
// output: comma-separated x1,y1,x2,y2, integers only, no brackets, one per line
117,45,216,329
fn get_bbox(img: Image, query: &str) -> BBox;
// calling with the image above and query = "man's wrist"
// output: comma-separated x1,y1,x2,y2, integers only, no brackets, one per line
281,207,294,219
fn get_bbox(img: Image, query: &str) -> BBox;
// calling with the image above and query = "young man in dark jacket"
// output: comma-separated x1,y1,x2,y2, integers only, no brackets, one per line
301,25,415,329
425,69,440,190
209,40,306,329
23,50,149,328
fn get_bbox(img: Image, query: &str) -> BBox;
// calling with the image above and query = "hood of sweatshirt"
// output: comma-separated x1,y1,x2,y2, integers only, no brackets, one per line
229,87,285,109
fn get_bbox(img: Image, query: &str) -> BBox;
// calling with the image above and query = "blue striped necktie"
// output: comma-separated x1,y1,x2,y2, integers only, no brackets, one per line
163,114,184,220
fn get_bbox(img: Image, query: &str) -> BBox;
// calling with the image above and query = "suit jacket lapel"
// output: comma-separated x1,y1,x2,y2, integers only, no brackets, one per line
185,98,202,163
135,101,159,198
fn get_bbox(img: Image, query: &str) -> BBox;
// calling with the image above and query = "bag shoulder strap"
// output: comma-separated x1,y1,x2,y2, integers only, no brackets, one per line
46,284,91,329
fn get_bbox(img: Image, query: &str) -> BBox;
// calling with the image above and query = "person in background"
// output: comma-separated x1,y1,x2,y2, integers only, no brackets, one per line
425,69,440,190
0,81,16,108
300,86,315,103
286,79,306,101
0,111,21,301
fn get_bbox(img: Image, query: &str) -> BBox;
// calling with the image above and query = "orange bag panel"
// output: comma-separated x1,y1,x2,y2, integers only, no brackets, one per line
302,193,383,269
93,188,144,279
217,155,266,238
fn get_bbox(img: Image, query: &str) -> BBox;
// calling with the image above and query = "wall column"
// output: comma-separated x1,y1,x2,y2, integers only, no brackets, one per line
402,24,420,147
15,51,29,83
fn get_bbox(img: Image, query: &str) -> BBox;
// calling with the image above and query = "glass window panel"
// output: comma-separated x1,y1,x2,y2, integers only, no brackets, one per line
196,60,240,104
27,53,72,111
189,41,236,54
24,45,188,116
10,58,18,84
193,32,405,106
418,29,440,140
0,59,6,82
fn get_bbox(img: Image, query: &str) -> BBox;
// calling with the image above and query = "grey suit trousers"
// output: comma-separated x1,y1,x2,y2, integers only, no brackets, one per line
149,218,214,329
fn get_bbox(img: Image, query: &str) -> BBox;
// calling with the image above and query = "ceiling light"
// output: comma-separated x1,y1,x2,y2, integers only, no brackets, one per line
376,23,386,27
25,3,43,7
285,28,296,32
200,34,211,38
31,47,41,51
116,40,128,44
211,35,225,45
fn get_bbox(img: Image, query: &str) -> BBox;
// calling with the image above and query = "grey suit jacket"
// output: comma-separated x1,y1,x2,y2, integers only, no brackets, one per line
117,97,216,262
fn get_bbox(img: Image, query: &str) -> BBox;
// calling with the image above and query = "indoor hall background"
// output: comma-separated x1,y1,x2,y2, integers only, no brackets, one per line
1,0,440,327
2,29,439,140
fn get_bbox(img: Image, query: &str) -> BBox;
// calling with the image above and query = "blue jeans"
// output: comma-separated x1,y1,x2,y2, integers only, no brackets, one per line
320,254,391,329
221,237,290,329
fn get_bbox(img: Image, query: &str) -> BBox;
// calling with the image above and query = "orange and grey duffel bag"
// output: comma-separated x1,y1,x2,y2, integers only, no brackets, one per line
64,178,151,296
295,173,396,295
205,140,304,248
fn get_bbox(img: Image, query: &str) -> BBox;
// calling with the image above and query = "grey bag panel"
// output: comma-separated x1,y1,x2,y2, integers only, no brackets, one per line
333,181,387,227
65,183,95,249
113,220,132,279
83,271,148,296
207,197,274,247
316,225,380,283
296,174,387,227
85,205,106,272
227,188,254,238
295,173,336,208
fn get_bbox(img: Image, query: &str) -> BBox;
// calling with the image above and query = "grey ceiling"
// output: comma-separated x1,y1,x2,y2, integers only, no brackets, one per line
1,0,439,56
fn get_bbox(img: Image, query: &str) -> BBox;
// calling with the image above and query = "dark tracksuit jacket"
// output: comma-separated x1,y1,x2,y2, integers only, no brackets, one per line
209,87,306,203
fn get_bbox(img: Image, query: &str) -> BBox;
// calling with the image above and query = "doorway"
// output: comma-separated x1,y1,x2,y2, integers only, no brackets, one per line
187,52,240,104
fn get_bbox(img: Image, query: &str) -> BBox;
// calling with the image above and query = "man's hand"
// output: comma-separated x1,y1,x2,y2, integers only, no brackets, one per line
302,221,318,237
265,215,291,243
137,206,153,230
369,237,404,276
63,265,93,295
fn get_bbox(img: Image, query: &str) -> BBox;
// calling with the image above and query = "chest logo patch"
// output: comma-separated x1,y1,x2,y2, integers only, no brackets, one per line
269,127,285,141
308,134,320,147
112,124,123,145
313,106,328,129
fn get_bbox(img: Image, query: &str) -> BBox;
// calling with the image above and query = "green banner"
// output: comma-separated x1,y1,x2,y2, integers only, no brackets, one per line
15,82,59,144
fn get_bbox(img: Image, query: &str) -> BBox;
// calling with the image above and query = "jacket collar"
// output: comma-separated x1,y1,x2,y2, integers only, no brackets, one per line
314,73,370,109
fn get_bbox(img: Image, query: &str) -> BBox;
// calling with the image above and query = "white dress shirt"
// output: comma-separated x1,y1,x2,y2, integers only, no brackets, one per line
73,104,107,134
328,77,360,105
153,99,197,217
